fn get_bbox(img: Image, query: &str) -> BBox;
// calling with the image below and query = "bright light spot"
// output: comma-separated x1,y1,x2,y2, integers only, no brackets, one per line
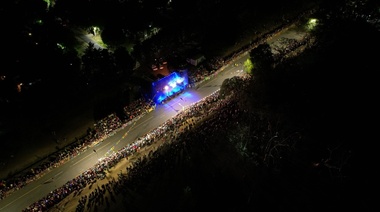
306,18,318,31
43,0,51,8
17,83,23,92
244,58,253,74
176,77,184,84
92,26,100,36
36,19,43,25
168,81,177,88
57,43,65,50
152,71,189,104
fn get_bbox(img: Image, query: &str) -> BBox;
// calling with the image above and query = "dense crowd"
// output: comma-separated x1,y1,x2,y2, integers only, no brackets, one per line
1,8,316,206
122,98,156,122
0,61,246,202
22,87,245,211
74,91,246,212
0,103,150,200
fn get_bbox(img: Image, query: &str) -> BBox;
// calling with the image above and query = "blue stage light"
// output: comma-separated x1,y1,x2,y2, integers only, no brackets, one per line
151,71,189,104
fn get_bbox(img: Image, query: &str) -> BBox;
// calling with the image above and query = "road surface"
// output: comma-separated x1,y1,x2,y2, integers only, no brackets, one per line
0,55,248,212
0,24,309,211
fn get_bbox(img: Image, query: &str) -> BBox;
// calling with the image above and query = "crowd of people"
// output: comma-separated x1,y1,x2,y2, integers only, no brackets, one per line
72,75,255,212
122,98,156,122
0,103,151,200
0,20,284,201
22,79,249,211
0,60,222,201
76,91,247,212
1,8,316,208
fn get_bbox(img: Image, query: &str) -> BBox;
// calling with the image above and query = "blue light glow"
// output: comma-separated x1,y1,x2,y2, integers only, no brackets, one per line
151,71,189,104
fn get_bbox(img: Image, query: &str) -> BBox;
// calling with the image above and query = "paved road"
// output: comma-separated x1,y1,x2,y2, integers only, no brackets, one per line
80,33,104,50
72,27,104,50
0,24,308,211
0,54,248,212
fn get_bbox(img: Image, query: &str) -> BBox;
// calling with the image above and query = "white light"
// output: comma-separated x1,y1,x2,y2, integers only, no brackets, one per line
169,81,177,88
176,77,184,84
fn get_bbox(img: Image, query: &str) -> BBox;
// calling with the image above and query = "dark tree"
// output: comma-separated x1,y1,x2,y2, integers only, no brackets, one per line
113,47,136,79
101,24,126,48
242,43,277,115
249,43,275,77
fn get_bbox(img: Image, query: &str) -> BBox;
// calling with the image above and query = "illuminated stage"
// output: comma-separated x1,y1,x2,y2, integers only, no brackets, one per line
151,71,189,104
